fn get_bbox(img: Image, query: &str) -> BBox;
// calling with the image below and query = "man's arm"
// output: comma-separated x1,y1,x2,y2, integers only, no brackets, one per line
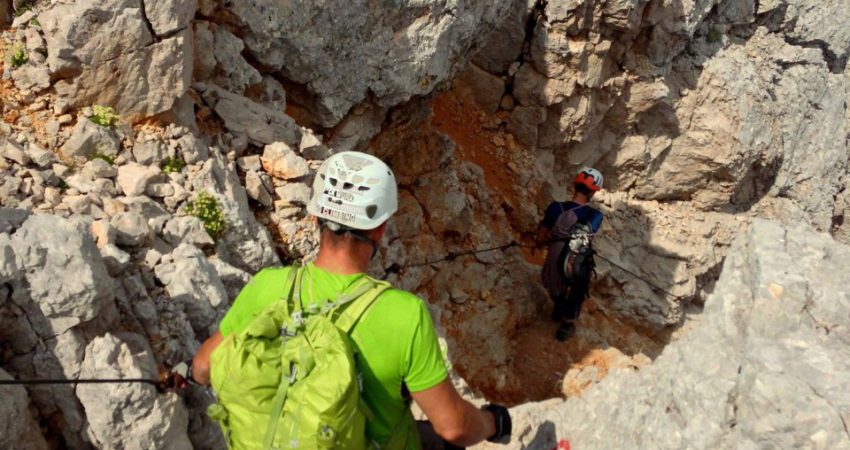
192,331,224,385
411,379,496,447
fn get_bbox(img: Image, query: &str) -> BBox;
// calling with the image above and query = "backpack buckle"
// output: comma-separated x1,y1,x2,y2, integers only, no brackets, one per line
291,311,305,328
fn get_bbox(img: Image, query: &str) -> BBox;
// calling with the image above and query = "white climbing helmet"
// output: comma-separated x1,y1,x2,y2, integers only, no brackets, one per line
574,167,603,192
307,151,399,230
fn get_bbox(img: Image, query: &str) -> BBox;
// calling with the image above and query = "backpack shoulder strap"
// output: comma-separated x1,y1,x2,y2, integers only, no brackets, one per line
334,279,392,334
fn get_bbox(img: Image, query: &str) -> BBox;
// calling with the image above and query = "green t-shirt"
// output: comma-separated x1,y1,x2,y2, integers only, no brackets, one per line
218,262,448,447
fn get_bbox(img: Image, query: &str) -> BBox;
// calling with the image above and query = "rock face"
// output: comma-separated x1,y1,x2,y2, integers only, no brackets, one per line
224,0,513,126
40,0,194,121
0,369,49,450
475,220,850,450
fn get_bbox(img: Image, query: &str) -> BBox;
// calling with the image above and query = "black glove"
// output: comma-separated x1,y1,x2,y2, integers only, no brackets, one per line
483,404,511,444
163,360,195,389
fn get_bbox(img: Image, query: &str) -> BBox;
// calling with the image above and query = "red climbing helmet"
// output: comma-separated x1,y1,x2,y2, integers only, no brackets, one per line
574,167,603,192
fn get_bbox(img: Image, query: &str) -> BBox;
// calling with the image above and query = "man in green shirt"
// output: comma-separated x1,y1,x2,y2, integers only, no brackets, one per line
188,151,511,449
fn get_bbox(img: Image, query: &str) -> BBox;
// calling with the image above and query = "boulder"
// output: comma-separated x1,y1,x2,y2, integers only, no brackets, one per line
2,140,30,166
111,211,151,247
162,216,215,247
11,64,51,92
245,170,273,207
200,84,301,146
60,120,121,160
11,214,113,334
261,142,310,180
154,244,228,336
117,163,161,197
132,141,165,166
274,183,311,207
77,333,192,450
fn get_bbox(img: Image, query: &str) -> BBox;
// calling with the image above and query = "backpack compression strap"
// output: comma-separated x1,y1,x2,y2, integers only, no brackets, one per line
333,279,391,334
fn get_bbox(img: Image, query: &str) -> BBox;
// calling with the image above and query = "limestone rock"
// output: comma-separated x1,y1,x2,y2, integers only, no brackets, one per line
0,208,30,234
274,183,311,207
162,216,215,247
24,143,56,168
200,85,301,146
99,243,131,275
60,120,121,160
77,333,192,450
11,214,113,334
484,220,850,450
261,142,309,180
777,0,850,72
0,233,20,284
81,159,118,179
155,244,228,336
143,0,196,37
117,163,161,197
507,106,546,148
133,141,165,166
11,64,51,92
0,369,49,450
631,30,846,230
53,30,193,122
225,0,514,126
191,150,278,272
111,211,151,247
175,134,210,165
40,0,153,77
471,0,535,74
245,170,273,207
2,139,30,166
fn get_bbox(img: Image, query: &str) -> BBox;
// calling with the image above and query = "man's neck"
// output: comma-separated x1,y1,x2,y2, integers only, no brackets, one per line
313,244,371,275
572,192,590,205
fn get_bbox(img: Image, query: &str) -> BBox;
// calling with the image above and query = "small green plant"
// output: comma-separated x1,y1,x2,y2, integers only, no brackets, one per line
186,192,226,240
29,17,40,27
161,157,187,175
57,179,68,193
91,152,116,165
89,105,120,127
707,25,723,43
9,42,28,67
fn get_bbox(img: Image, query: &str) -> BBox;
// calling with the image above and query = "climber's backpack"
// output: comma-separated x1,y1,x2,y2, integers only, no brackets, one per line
551,205,597,297
557,223,594,282
207,265,391,450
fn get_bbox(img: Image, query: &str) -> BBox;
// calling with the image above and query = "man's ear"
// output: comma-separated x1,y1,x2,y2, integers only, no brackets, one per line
369,222,388,243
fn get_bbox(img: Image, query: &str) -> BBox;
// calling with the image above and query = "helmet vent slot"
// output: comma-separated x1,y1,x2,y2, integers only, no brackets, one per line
365,205,378,219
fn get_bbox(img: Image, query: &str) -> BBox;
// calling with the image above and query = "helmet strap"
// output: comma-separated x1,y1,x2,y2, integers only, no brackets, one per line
320,220,379,260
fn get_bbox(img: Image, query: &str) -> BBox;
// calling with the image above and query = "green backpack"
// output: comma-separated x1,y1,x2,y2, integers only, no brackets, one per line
208,265,396,450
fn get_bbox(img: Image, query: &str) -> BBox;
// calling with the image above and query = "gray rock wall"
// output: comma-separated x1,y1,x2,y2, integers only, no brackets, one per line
473,220,850,450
